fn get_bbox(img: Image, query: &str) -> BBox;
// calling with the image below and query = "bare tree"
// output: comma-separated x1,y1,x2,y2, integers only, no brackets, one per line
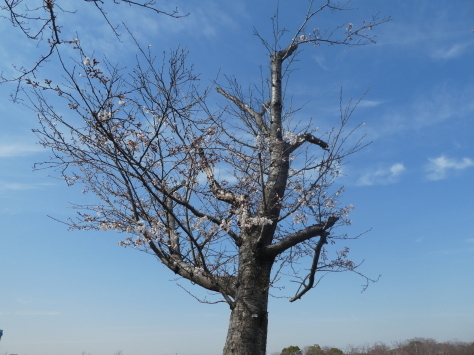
0,0,185,86
22,1,388,354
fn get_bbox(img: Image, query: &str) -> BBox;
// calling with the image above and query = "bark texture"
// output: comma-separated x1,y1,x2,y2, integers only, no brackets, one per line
222,44,299,355
223,237,273,355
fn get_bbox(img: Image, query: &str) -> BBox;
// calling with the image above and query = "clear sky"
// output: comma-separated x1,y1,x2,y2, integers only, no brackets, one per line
1,1,473,355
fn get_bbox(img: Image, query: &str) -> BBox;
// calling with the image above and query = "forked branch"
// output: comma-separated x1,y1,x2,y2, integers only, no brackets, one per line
263,216,338,258
216,87,269,134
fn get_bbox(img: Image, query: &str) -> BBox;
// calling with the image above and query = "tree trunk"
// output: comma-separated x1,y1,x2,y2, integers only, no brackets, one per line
223,241,273,355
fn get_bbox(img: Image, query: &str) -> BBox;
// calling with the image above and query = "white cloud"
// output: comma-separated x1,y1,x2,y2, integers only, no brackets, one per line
364,84,474,140
96,0,245,48
378,9,472,62
425,155,474,181
357,100,385,109
0,181,54,191
357,163,405,186
313,55,328,70
0,311,61,316
0,143,42,157
431,43,470,60
16,311,61,316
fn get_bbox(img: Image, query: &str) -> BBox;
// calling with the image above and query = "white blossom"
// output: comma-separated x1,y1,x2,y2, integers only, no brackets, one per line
254,134,271,150
83,57,91,66
293,212,308,224
250,216,273,226
220,219,233,231
118,239,132,247
99,222,109,231
98,110,112,121
133,235,147,247
324,197,337,209
193,216,208,231
136,225,146,233
238,213,273,228
283,131,300,145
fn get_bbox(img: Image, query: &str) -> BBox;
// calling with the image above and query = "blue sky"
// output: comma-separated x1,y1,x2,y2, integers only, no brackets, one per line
1,1,473,354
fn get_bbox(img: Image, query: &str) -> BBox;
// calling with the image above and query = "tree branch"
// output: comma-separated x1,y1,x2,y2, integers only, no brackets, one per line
289,232,327,302
196,146,245,206
216,87,269,134
287,133,330,154
148,240,236,305
263,216,338,258
277,42,299,61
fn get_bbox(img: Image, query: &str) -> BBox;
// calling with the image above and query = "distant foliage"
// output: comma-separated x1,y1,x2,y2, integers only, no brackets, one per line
288,338,474,355
281,345,303,355
305,344,324,355
303,344,344,355
345,338,474,355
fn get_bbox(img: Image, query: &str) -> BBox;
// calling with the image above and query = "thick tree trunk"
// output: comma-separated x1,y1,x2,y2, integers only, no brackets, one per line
223,46,294,355
223,241,273,355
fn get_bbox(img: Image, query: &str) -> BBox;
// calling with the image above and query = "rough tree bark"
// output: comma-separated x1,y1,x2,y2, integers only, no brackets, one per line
223,236,273,354
223,43,300,354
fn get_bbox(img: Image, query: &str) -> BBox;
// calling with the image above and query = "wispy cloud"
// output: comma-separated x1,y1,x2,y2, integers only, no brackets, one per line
349,313,360,321
427,246,474,256
100,0,246,47
0,143,42,157
357,163,405,186
378,8,473,62
431,43,470,60
0,311,61,316
357,100,385,109
16,311,61,316
365,84,474,140
313,55,328,70
0,181,53,191
425,155,474,181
